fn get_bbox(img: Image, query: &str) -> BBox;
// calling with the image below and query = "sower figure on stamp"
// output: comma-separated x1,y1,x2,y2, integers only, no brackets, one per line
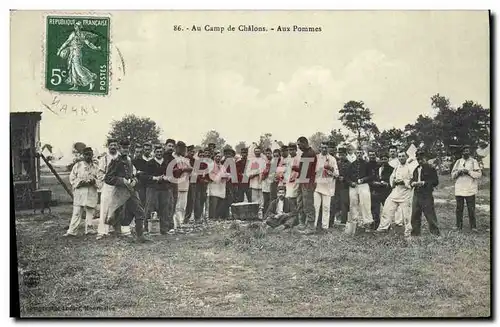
56,21,101,91
104,139,151,243
265,186,298,231
410,150,440,236
451,145,482,232
65,147,99,237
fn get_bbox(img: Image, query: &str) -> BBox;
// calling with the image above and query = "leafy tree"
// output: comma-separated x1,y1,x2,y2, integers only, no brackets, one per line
453,100,490,148
373,128,406,153
258,133,273,150
200,130,226,150
234,141,247,154
431,94,457,150
107,115,161,153
327,128,347,148
404,115,440,156
428,94,490,152
309,132,328,151
339,100,377,146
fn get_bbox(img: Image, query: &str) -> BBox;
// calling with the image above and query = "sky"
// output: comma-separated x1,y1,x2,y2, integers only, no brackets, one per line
10,10,490,157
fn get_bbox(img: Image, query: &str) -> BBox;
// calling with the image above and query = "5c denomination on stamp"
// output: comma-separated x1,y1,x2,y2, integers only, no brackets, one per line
45,16,110,95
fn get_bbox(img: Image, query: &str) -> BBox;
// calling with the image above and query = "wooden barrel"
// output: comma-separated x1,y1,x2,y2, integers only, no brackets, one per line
231,202,259,221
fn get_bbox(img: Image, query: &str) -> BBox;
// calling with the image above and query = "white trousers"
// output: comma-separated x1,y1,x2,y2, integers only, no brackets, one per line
174,191,188,229
97,186,130,236
98,185,111,236
394,206,403,225
377,198,412,236
314,192,331,229
67,205,95,235
348,183,374,225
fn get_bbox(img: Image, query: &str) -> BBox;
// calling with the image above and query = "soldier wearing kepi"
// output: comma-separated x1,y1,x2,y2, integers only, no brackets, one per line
345,147,374,234
330,147,350,227
65,147,100,237
184,145,197,223
295,136,318,235
221,147,237,219
376,151,413,238
410,150,440,236
132,142,153,207
313,141,339,231
369,152,394,230
104,139,152,243
451,145,482,232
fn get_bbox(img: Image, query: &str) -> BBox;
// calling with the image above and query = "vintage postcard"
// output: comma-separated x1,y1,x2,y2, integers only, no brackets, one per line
10,10,491,318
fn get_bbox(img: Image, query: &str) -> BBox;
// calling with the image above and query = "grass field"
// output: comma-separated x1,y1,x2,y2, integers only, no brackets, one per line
15,173,491,317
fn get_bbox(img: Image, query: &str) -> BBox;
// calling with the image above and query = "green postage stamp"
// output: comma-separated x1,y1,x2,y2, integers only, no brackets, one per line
45,16,110,95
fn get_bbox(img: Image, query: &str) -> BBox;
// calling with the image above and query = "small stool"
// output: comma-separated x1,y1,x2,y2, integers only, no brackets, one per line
33,189,52,214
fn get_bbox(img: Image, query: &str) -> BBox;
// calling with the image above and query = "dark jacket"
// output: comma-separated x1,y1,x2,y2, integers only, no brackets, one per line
336,157,351,189
264,197,297,220
236,158,249,186
187,156,196,184
411,163,439,196
132,157,150,173
366,160,380,184
142,157,179,190
345,159,373,186
104,155,135,187
132,157,150,189
370,163,394,195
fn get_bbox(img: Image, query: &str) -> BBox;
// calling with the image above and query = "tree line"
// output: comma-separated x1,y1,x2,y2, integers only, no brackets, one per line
69,92,490,163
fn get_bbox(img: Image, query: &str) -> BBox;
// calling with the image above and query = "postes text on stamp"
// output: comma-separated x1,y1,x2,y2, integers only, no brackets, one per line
45,16,110,95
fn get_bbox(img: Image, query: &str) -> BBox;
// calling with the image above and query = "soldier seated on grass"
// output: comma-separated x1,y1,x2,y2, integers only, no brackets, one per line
264,186,298,231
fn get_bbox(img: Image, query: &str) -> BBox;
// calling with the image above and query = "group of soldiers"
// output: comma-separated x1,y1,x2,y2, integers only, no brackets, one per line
63,135,484,243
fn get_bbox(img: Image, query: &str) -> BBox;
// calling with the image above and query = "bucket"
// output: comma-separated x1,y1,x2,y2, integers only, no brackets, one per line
149,212,160,235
